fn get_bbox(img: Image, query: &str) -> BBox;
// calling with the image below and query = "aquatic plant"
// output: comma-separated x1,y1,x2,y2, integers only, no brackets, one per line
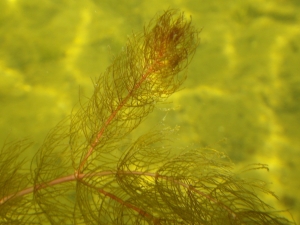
0,9,294,224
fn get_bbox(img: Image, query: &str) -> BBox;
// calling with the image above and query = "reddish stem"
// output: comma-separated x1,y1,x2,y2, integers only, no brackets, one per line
0,170,237,221
78,52,165,173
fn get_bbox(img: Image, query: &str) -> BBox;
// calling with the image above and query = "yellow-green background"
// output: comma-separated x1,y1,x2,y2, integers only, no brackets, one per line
0,0,299,223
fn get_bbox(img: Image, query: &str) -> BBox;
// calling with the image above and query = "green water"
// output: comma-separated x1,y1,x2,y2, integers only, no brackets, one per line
0,0,299,223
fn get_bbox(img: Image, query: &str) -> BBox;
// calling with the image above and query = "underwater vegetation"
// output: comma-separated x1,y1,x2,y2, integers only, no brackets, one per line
0,9,295,224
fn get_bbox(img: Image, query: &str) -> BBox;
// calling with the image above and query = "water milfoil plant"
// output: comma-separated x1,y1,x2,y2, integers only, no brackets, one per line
0,9,294,224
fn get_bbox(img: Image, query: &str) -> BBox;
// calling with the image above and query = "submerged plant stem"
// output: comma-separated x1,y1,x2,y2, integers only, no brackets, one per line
0,9,294,225
79,60,164,173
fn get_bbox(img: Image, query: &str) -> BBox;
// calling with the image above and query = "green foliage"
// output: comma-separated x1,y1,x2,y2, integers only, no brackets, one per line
0,9,294,224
